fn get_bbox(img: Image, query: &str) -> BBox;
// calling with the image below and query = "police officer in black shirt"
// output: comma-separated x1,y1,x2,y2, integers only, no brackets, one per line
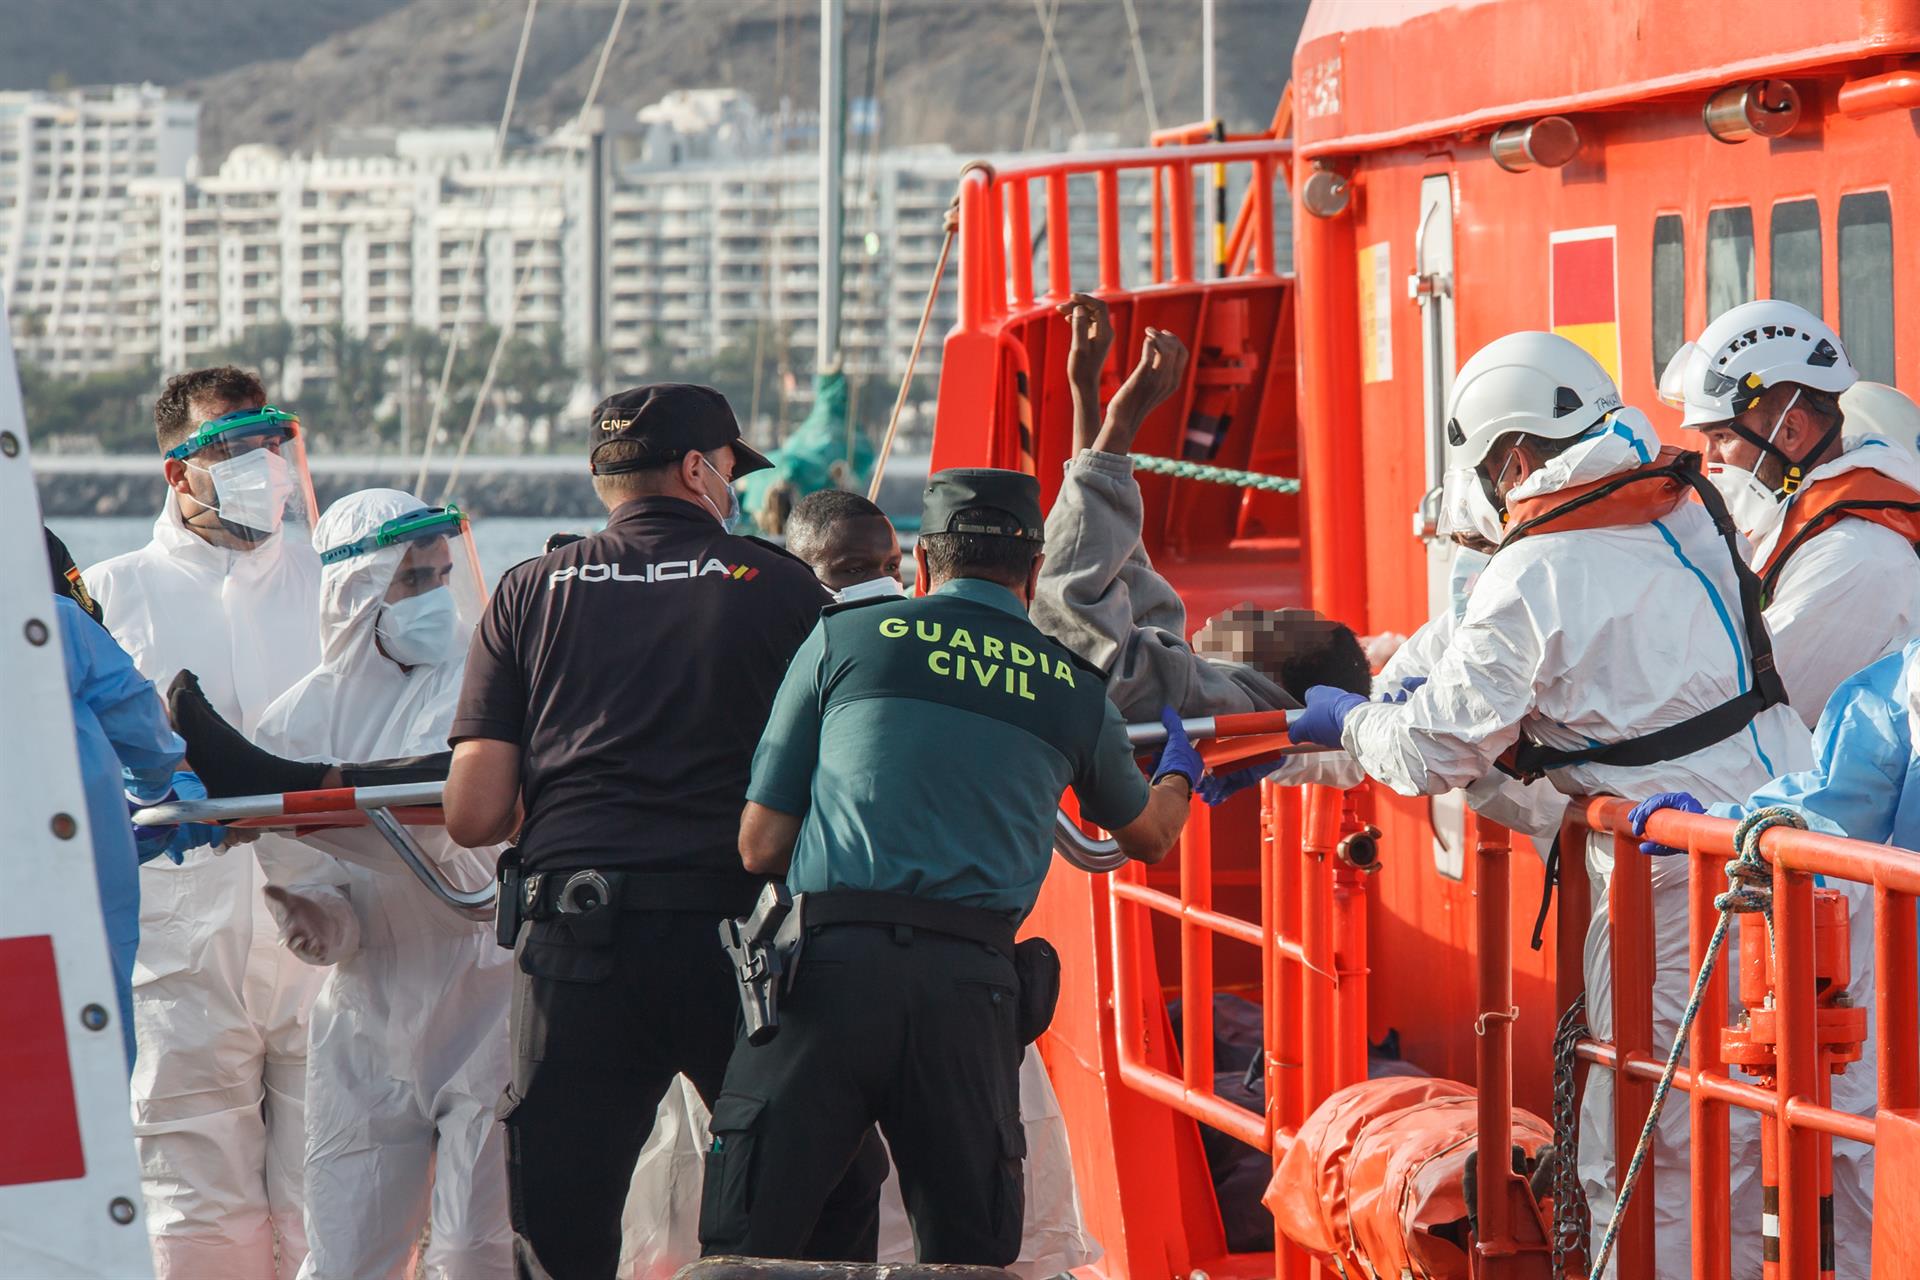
445,384,886,1280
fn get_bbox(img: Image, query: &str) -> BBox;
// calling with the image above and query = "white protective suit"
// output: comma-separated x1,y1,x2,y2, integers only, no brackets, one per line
619,1051,1099,1279
251,489,512,1280
1746,433,1920,726
1336,418,1815,1279
88,493,332,1278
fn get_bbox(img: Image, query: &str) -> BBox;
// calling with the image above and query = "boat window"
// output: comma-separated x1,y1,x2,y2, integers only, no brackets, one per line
1839,191,1895,384
1651,214,1685,383
1769,199,1822,318
1705,205,1755,322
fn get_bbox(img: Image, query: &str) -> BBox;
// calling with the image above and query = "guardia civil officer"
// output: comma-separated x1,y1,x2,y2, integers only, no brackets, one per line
699,468,1199,1265
444,384,886,1280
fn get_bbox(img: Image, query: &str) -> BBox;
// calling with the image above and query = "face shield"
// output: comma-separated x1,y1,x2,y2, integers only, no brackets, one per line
166,407,319,545
319,504,486,668
1437,466,1507,550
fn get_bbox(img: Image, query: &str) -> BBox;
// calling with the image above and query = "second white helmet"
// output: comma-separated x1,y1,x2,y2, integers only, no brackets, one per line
1445,331,1623,471
1659,298,1856,429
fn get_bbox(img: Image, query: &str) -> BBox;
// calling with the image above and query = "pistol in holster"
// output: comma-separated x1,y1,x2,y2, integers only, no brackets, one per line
495,847,526,950
719,882,805,1046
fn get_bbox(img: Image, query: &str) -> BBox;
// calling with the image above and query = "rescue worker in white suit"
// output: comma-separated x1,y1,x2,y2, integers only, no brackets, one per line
86,366,334,1278
1284,332,1811,1279
249,489,512,1280
1648,309,1920,1279
1662,297,1920,723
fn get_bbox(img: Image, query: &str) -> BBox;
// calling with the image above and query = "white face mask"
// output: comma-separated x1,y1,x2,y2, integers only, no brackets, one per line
375,588,457,667
834,575,905,604
697,455,740,532
1707,462,1787,537
190,448,294,537
1708,387,1802,536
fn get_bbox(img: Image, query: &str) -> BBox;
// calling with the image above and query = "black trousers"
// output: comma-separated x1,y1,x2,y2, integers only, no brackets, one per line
503,909,891,1280
697,923,1027,1266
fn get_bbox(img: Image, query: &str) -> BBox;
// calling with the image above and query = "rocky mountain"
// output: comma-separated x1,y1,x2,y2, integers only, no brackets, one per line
0,0,1305,162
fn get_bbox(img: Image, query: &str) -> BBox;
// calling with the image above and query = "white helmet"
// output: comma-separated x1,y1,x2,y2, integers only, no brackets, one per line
1659,299,1856,430
1445,331,1623,471
1840,381,1920,461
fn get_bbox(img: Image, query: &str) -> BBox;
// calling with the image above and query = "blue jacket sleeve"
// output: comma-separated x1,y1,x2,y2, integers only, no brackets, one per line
59,597,185,797
1713,649,1910,843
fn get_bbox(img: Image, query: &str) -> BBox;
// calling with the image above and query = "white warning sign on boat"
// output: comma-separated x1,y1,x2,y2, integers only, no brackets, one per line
1357,240,1393,383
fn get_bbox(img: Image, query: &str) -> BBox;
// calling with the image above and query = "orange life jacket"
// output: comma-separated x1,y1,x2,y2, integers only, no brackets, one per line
1501,445,1695,541
1753,466,1920,601
1490,447,1788,780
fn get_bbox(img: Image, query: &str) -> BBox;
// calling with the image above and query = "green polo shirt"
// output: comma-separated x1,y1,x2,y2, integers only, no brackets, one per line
747,576,1151,920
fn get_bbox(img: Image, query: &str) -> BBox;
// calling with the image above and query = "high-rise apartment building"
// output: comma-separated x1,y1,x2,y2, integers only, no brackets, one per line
0,85,198,375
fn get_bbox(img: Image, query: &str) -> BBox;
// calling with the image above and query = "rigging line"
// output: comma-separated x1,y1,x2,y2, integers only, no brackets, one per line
1117,0,1160,133
748,0,789,436
1029,0,1087,138
572,0,634,131
414,0,541,494
1021,0,1063,151
440,0,635,502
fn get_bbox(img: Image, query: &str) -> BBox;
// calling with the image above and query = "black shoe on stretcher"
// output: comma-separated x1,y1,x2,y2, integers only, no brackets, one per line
166,670,452,799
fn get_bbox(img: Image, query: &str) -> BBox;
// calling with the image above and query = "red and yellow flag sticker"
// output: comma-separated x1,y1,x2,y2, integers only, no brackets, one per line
1549,228,1620,385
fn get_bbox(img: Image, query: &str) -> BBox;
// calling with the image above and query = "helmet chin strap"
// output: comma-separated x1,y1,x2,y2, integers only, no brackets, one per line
1724,387,1838,497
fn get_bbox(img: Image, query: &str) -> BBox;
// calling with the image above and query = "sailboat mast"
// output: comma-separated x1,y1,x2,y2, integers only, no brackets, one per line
817,0,845,372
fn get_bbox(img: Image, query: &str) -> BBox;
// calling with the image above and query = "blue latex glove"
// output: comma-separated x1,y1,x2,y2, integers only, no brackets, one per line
1376,675,1427,704
1151,706,1205,790
128,771,225,865
1628,791,1706,856
1289,685,1368,749
1198,758,1288,806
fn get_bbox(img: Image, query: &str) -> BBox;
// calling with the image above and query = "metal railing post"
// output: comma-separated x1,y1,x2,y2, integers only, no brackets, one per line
1774,861,1821,1277
1691,837,1733,1280
1611,829,1658,1276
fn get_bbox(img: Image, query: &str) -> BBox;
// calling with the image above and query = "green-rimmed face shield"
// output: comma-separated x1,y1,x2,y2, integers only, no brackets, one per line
167,407,319,544
320,504,487,664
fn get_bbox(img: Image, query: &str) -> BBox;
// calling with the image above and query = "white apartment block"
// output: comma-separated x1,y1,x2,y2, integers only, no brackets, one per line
603,145,964,386
0,85,198,375
116,130,593,386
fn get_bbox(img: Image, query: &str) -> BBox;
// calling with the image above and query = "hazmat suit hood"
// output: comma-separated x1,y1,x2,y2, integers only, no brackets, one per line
1501,406,1662,507
259,488,480,763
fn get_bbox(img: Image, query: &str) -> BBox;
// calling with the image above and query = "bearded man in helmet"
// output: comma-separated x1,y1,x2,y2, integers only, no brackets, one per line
1663,298,1920,722
1285,331,1810,1278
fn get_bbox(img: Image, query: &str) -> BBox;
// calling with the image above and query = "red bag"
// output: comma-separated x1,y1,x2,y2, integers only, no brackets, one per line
1265,1077,1552,1279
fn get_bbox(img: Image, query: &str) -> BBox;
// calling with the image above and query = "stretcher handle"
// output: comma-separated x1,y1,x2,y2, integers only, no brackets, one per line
1125,709,1305,747
133,782,497,923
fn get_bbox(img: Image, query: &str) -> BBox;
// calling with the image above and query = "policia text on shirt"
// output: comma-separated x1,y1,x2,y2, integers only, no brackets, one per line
699,468,1198,1265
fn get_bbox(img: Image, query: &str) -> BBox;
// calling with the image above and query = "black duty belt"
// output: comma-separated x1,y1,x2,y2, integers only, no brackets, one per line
803,889,1018,959
523,869,762,921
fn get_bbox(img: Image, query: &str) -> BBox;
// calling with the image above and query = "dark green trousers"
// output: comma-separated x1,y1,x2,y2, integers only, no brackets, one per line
698,922,1027,1265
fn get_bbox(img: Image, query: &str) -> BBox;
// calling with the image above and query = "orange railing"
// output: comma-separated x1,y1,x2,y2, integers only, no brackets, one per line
1100,763,1920,1278
1561,797,1920,1280
1106,778,1374,1274
950,137,1293,334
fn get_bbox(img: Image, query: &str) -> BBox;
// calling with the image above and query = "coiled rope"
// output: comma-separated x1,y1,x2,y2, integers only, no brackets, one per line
1130,453,1302,493
1587,805,1803,1275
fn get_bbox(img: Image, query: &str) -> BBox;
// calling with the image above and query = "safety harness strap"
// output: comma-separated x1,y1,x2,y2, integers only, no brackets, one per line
1498,451,1788,781
1754,469,1920,602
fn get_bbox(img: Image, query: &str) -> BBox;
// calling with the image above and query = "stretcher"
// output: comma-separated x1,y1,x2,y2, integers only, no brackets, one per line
132,782,497,921
1055,709,1321,873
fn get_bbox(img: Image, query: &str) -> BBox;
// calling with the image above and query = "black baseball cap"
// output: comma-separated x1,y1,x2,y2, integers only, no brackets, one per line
921,468,1045,543
588,383,773,477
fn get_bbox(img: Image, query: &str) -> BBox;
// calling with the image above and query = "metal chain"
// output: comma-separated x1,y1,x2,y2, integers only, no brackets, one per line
1130,452,1303,493
1588,806,1804,1276
1550,994,1593,1278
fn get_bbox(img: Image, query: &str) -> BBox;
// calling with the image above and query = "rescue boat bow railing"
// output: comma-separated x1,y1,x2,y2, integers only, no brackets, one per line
132,783,498,922
950,137,1293,334
1562,796,1920,1280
